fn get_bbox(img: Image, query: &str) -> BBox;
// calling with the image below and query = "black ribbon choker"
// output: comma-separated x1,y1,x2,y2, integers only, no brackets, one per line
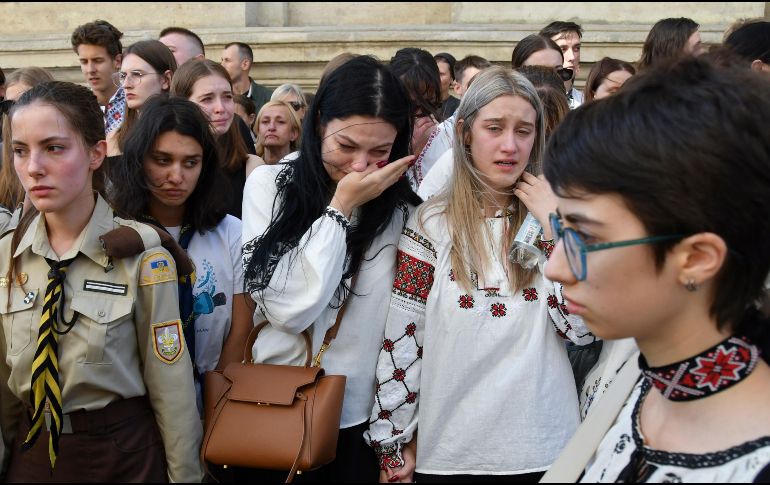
639,335,759,402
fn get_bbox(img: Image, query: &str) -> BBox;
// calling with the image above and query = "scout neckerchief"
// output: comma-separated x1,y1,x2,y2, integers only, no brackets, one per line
140,216,197,363
23,256,80,469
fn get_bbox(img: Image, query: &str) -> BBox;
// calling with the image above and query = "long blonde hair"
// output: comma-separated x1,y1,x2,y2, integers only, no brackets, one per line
426,66,545,292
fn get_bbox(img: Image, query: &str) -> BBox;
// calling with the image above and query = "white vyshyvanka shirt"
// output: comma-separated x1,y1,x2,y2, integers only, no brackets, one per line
365,202,595,475
242,163,413,428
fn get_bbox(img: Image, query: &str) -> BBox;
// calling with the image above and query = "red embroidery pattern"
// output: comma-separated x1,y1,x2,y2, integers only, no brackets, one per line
523,288,539,301
393,250,435,304
641,335,759,401
536,238,555,259
547,294,558,309
490,303,507,318
369,321,422,444
449,269,456,281
458,294,475,309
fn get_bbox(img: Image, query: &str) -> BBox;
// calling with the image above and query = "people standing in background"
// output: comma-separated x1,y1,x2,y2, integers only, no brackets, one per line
106,40,176,159
433,52,460,119
583,57,636,103
724,20,770,75
110,95,252,415
233,93,257,141
254,100,301,168
271,83,307,123
172,58,263,218
70,20,125,133
539,21,585,108
159,26,206,67
220,42,273,114
638,17,705,71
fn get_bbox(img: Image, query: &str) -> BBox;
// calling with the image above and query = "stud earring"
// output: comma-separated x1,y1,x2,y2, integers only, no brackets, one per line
685,279,697,292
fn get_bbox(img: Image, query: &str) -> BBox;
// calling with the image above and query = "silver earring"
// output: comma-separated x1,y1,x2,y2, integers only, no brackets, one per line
685,279,697,292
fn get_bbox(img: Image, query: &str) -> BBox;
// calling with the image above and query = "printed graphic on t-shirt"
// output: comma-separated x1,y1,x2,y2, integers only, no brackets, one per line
192,259,226,319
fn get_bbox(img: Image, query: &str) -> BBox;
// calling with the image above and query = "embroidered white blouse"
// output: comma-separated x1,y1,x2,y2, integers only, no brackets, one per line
365,202,595,475
581,379,770,482
241,163,413,428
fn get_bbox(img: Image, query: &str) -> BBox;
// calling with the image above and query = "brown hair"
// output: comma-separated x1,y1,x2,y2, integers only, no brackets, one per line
113,40,177,151
319,52,358,88
584,57,637,103
6,81,105,305
71,19,123,58
638,18,700,71
171,58,248,173
1,67,56,209
515,65,569,140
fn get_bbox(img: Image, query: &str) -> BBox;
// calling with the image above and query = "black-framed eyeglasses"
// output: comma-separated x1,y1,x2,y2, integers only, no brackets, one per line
549,213,684,281
111,70,161,87
0,99,15,115
288,101,305,112
556,67,574,82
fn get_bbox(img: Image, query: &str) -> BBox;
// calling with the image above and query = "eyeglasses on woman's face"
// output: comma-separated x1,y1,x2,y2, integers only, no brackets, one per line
288,101,305,112
111,70,161,88
549,212,683,281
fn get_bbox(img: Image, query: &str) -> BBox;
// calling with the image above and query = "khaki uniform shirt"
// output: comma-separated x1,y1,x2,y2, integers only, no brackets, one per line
0,195,202,482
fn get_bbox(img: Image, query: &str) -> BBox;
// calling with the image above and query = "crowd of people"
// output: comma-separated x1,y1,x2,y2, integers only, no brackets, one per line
0,14,768,483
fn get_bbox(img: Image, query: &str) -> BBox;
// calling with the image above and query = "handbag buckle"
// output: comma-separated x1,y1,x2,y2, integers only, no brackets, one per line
312,343,329,368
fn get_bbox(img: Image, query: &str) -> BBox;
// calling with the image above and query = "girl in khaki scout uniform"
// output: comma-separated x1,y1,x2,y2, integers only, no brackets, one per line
0,81,202,482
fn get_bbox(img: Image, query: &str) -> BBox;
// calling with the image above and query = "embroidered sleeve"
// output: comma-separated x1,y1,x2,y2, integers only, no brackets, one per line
535,236,555,260
365,216,437,462
544,278,596,345
242,165,348,334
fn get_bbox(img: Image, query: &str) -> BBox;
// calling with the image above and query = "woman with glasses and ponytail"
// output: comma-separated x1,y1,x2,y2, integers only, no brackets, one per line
366,66,594,483
106,40,176,165
544,56,770,482
0,81,201,482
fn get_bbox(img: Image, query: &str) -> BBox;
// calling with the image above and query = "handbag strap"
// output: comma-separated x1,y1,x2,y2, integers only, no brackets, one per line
311,273,358,367
540,351,641,483
243,273,359,368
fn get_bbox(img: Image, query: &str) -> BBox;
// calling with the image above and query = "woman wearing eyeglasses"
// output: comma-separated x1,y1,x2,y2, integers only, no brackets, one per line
106,40,176,160
543,57,770,482
512,34,574,98
366,67,594,483
254,100,301,167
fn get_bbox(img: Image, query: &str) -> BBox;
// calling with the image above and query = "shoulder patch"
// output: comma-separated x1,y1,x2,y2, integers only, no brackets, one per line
139,251,177,286
152,320,184,364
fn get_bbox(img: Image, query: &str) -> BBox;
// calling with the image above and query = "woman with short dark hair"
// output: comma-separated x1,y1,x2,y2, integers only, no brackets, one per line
545,56,770,482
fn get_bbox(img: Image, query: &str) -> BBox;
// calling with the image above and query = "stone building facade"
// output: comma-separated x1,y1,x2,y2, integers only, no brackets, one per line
1,2,768,91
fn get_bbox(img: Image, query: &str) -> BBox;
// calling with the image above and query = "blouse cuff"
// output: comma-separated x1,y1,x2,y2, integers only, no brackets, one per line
374,442,405,470
323,206,350,231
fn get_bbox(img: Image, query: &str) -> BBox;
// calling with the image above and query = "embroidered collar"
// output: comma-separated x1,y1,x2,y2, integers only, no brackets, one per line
639,335,760,402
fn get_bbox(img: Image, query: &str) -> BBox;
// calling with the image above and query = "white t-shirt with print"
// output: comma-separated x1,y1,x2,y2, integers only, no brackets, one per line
168,215,245,377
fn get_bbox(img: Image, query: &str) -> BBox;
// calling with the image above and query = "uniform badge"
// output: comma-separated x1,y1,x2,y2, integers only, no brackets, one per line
151,320,184,364
16,273,28,286
139,252,177,286
23,291,36,305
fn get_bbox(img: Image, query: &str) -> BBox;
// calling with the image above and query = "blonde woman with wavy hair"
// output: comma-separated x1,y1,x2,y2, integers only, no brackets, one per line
365,67,594,482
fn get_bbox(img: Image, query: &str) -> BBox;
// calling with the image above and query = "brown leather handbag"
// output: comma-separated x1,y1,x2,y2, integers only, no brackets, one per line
201,309,350,483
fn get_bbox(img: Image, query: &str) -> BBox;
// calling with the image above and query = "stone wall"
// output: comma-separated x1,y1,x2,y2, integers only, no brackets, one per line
1,2,767,91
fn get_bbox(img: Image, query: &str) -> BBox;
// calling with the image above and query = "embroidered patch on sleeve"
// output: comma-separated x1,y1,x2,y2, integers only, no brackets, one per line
392,250,435,304
152,320,184,364
139,252,177,286
83,280,128,296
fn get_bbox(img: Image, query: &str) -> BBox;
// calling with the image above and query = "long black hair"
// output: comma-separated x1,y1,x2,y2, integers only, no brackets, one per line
110,95,228,231
244,55,421,303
